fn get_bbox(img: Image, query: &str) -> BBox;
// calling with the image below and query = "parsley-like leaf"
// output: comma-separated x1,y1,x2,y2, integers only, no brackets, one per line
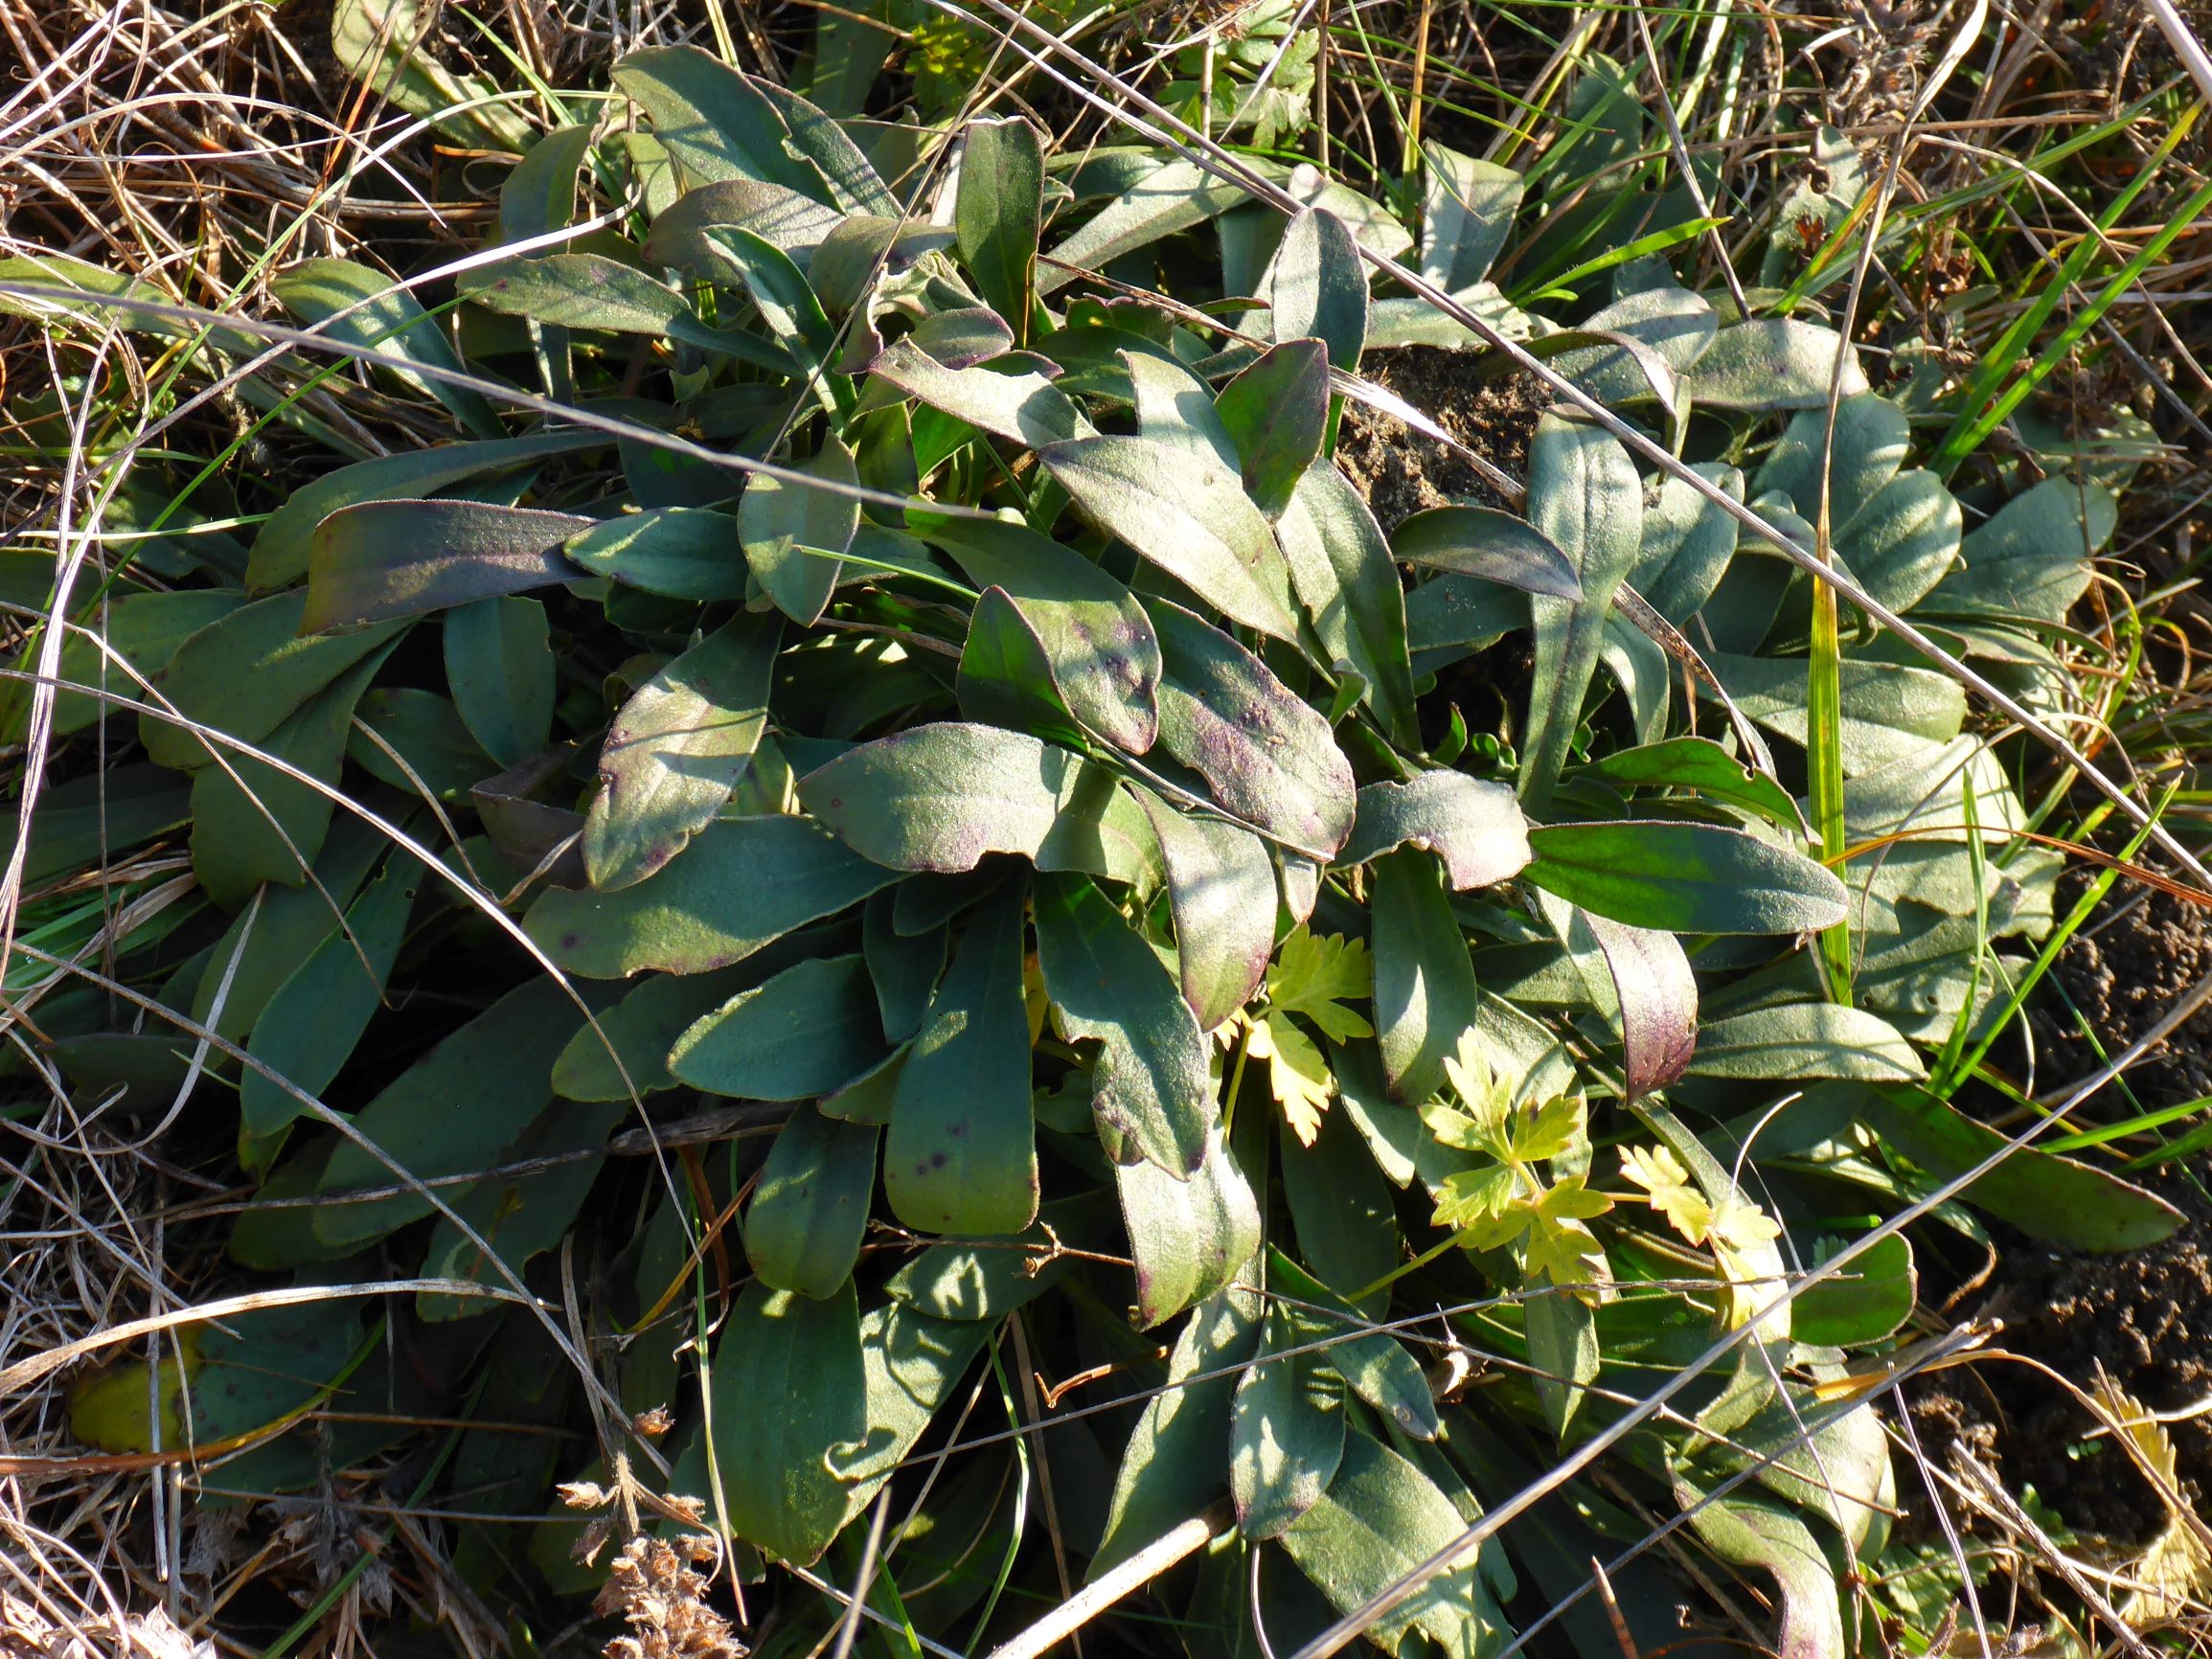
1620,1144,1714,1246
1264,927,1375,1043
1248,1010,1334,1146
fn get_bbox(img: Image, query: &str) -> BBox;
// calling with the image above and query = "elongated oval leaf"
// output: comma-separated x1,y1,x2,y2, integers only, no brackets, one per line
1146,598,1357,857
739,438,858,625
306,500,589,630
585,614,779,890
885,884,1038,1234
1690,1003,1923,1081
1039,435,1301,643
1391,505,1583,599
1524,820,1847,936
1131,786,1277,1033
744,1107,880,1298
1232,1302,1345,1539
1341,770,1531,891
526,814,897,977
671,953,889,1098
1035,870,1213,1176
563,508,752,600
1215,340,1329,517
1372,846,1478,1103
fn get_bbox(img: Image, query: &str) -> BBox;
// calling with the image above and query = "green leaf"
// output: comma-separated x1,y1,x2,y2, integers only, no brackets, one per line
864,890,946,1042
1627,463,1742,625
955,116,1042,346
885,884,1037,1235
1525,1281,1600,1442
349,689,494,800
1279,1428,1505,1659
1372,847,1478,1103
526,814,898,978
189,820,388,1044
1266,1250,1439,1438
835,1302,996,1518
1039,157,1248,297
1127,351,1241,469
562,508,752,600
417,1098,626,1320
915,513,1159,754
315,977,588,1246
799,721,1145,877
1279,1108,1399,1314
739,438,859,625
273,259,501,437
1836,468,1961,615
445,596,553,768
1923,475,2114,623
1865,1085,2183,1252
191,648,391,908
1035,870,1213,1177
1130,787,1277,1033
1673,1475,1844,1659
705,1280,868,1564
1389,505,1583,599
870,337,1087,447
305,500,588,630
1341,771,1531,891
613,44,831,198
884,1215,1069,1321
1574,906,1698,1102
141,590,404,771
1420,141,1523,293
696,225,840,392
1793,1233,1915,1347
643,177,845,270
459,254,687,333
1689,1003,1925,1082
0,766,188,888
1524,820,1848,935
752,77,899,214
1579,737,1806,834
1708,652,1966,776
1680,317,1868,410
1093,1286,1261,1573
1555,284,1717,405
1754,393,1907,531
1520,412,1644,810
1039,435,1301,644
1232,1300,1345,1539
552,963,762,1100
239,852,420,1154
246,431,602,590
584,614,778,891
1214,340,1329,517
1115,1125,1262,1328
957,587,1069,740
1146,598,1357,856
1274,461,1420,746
745,1106,880,1298
1272,207,1367,372
8,589,246,743
331,0,532,151
671,954,890,1099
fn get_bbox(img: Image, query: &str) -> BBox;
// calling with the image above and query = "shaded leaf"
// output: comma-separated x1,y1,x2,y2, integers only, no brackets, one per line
1232,1301,1345,1539
1275,461,1420,745
870,336,1087,447
955,116,1042,345
885,884,1038,1234
745,1107,880,1298
1214,339,1330,516
739,438,859,625
1690,1003,1924,1082
671,954,890,1099
613,44,830,199
1372,847,1478,1103
1390,506,1582,599
1036,870,1213,1176
1131,786,1277,1033
445,595,553,768
273,259,501,437
1272,207,1367,372
306,500,588,630
1116,1125,1262,1329
704,1280,868,1564
1420,141,1522,293
1681,318,1868,411
563,508,752,601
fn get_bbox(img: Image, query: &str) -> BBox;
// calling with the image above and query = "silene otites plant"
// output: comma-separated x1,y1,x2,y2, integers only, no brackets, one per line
0,8,2197,1657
